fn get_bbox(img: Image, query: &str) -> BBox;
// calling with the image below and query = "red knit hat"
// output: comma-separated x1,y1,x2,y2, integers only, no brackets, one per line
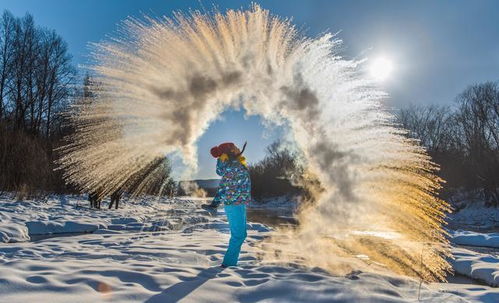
210,146,222,158
210,142,236,158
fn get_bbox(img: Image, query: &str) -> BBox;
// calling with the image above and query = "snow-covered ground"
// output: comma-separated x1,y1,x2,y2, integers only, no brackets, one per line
451,230,499,249
446,230,499,292
0,194,209,243
447,193,499,231
450,247,499,287
443,199,499,302
0,195,495,302
432,279,499,303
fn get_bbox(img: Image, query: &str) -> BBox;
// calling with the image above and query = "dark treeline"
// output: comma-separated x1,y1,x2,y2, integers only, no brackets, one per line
249,141,302,200
0,10,75,196
397,82,499,207
249,141,322,203
0,10,179,200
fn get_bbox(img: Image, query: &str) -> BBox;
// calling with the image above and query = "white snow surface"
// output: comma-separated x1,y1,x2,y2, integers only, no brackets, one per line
451,247,499,287
448,230,499,291
451,230,499,249
0,195,209,243
447,201,499,231
0,195,481,302
432,280,499,303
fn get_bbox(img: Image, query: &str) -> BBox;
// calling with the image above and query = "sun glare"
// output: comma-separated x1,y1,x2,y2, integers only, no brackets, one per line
369,57,394,81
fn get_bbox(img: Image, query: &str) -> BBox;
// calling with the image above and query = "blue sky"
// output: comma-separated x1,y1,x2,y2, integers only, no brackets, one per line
2,0,498,178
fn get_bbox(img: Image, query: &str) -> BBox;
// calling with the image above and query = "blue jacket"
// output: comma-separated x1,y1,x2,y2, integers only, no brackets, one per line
212,158,251,206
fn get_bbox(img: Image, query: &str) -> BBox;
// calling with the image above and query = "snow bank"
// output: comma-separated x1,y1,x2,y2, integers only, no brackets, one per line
451,247,499,287
451,230,499,248
0,195,205,243
0,222,29,243
25,220,100,235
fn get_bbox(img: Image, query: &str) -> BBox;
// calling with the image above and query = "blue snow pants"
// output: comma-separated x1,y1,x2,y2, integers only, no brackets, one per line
222,204,247,266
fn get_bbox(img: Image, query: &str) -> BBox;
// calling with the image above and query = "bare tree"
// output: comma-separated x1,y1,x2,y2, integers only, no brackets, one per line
0,10,76,195
249,141,303,200
397,82,499,206
42,30,74,137
398,104,457,154
0,11,16,120
1,11,74,136
455,82,499,206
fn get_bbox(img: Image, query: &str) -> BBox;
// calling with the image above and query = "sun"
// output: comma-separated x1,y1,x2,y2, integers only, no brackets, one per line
369,57,394,81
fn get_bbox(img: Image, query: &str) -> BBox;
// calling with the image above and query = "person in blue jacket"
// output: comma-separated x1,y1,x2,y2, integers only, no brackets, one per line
202,142,251,267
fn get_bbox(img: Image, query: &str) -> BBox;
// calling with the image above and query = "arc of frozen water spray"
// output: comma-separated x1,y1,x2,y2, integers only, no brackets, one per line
57,4,451,281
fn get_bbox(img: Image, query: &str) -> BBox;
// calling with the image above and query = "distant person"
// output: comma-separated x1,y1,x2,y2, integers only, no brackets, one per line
88,189,121,210
202,142,251,267
109,190,121,209
88,191,102,209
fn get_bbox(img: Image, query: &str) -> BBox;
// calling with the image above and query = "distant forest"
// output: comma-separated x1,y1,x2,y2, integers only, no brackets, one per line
0,10,497,207
0,11,177,199
0,11,75,196
397,82,499,207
